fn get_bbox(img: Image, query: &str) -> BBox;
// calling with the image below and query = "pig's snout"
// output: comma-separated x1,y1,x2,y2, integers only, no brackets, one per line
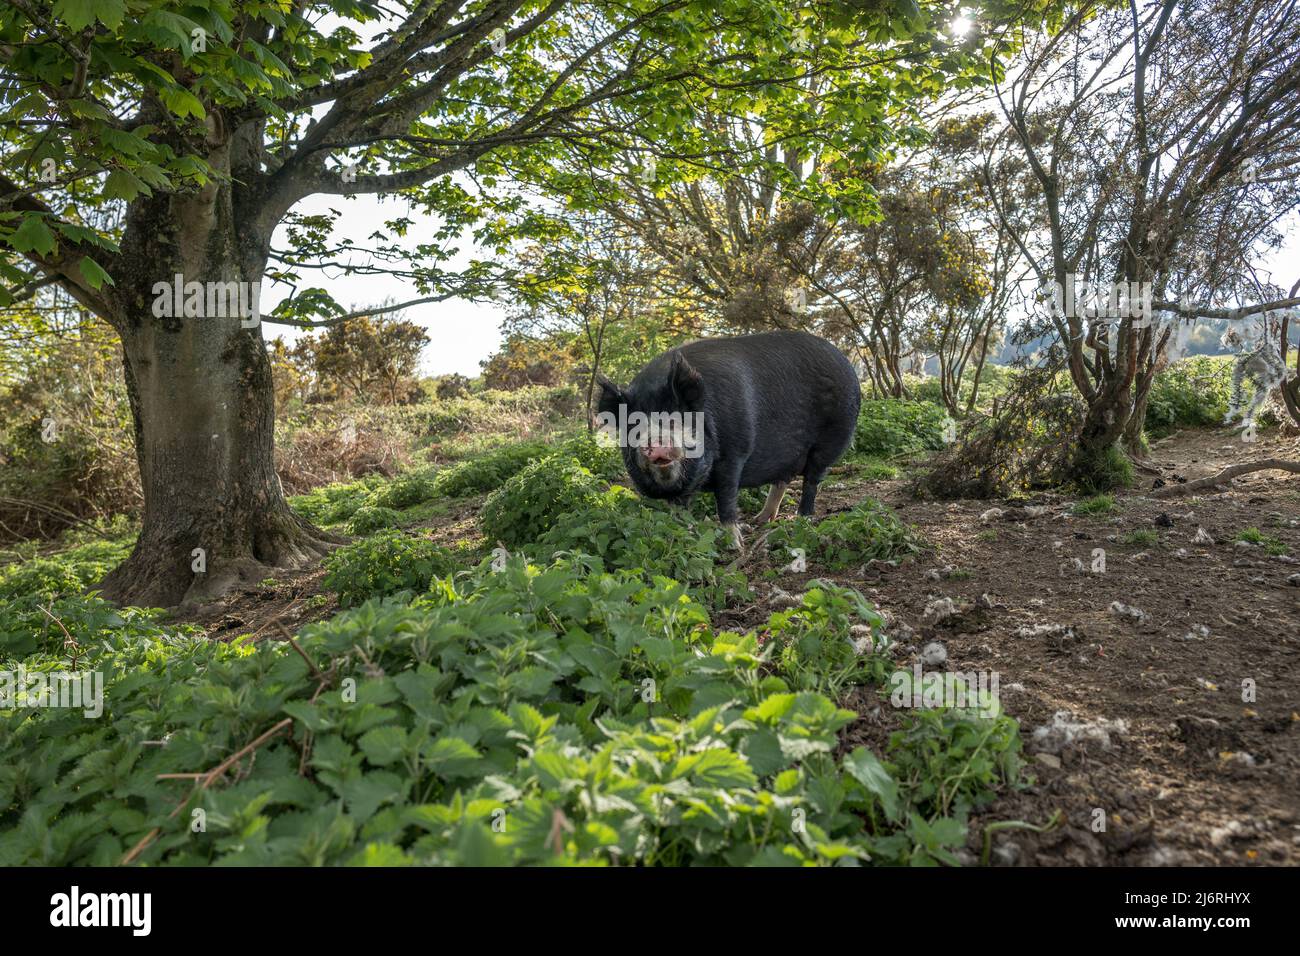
642,444,680,466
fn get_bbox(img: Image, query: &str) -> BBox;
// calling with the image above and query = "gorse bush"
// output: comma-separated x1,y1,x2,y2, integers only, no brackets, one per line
0,558,1021,866
480,457,606,547
767,499,922,571
853,399,949,459
911,370,1086,500
323,530,460,606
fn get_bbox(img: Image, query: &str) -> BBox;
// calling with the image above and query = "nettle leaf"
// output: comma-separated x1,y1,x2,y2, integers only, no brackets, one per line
843,747,902,822
358,726,408,767
339,771,405,822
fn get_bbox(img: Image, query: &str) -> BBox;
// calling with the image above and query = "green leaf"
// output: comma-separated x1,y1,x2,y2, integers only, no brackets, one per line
843,747,902,822
358,726,408,767
9,215,57,256
77,257,113,290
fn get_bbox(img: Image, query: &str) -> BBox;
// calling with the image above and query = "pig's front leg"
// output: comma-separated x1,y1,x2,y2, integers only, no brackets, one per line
711,459,746,550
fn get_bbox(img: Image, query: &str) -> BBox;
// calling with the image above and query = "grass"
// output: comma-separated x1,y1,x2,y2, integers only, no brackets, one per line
843,457,901,481
1236,527,1289,556
1072,494,1116,516
1119,529,1159,547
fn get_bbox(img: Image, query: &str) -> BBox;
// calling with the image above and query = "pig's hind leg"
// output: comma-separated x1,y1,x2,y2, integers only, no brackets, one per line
754,481,789,523
797,456,836,516
797,477,821,516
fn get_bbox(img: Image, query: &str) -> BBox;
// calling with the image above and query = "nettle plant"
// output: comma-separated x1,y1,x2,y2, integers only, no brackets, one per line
322,529,462,607
0,557,1022,866
767,498,923,571
480,457,606,548
536,488,750,608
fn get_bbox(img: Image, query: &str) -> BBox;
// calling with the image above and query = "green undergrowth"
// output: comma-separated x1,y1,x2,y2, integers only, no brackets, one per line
767,499,923,572
853,399,950,460
1,558,1022,866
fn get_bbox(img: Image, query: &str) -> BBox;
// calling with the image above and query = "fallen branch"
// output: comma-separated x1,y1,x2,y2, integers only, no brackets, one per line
121,717,294,865
1150,458,1300,497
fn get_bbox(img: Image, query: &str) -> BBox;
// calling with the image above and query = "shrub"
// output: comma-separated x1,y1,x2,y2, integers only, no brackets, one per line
431,442,551,497
368,472,437,510
761,582,890,698
767,499,922,571
288,477,381,525
323,530,459,606
0,558,85,604
347,505,403,535
853,399,949,459
885,703,1024,823
535,489,748,606
0,594,195,658
911,369,1085,500
553,432,626,482
480,457,606,547
1145,356,1232,439
0,532,134,605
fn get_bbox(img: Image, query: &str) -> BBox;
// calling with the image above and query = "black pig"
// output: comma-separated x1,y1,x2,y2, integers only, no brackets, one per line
595,330,860,545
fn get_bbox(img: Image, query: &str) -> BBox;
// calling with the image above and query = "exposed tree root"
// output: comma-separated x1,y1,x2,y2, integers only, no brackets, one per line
1150,458,1300,497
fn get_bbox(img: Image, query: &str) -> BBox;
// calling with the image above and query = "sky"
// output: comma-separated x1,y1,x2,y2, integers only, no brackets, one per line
263,190,508,378
262,184,1299,378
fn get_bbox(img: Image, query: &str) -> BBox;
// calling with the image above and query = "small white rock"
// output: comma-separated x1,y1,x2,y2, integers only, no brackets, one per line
920,641,948,667
1109,601,1146,622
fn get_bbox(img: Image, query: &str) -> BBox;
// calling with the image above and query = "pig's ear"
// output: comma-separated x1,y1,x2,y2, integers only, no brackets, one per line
669,352,705,408
595,374,625,417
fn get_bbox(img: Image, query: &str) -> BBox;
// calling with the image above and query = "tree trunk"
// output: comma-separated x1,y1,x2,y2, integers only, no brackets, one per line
97,154,339,608
99,307,338,608
1123,384,1151,456
100,305,340,608
1071,382,1133,492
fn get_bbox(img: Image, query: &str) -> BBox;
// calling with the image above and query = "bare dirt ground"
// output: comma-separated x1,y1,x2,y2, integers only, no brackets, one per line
813,427,1300,866
196,426,1300,866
